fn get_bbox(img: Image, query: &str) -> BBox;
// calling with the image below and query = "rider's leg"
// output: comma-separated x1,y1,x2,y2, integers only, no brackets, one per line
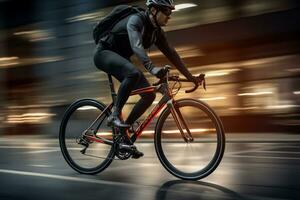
94,49,142,128
125,75,156,125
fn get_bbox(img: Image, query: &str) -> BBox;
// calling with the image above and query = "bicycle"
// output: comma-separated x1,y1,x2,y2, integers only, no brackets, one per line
59,66,225,180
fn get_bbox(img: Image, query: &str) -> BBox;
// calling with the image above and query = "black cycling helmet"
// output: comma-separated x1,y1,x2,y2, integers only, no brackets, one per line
146,0,175,10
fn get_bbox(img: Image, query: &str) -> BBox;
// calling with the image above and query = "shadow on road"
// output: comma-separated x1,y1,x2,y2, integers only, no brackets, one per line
155,180,249,200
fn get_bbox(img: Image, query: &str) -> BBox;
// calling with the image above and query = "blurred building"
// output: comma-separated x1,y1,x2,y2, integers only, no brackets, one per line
0,0,300,135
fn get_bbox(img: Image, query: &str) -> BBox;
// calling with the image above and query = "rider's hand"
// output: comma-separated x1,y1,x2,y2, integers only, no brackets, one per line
150,66,168,79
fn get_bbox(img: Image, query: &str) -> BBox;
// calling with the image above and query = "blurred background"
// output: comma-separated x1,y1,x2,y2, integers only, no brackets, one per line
0,0,300,136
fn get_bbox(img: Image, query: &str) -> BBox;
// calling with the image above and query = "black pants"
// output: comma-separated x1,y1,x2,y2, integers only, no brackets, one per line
94,45,156,125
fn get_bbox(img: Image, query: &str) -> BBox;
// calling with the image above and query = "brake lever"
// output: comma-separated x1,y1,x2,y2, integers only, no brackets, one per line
185,73,206,93
198,73,206,91
203,79,206,90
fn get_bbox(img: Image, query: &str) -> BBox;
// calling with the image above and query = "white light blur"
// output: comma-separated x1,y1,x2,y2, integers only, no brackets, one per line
238,91,273,96
6,113,56,124
78,106,98,111
163,128,215,134
0,62,19,67
0,57,19,61
199,97,227,101
229,107,259,110
265,105,300,109
174,3,197,12
287,68,300,72
293,91,300,95
66,12,101,23
96,132,113,136
0,57,19,67
142,130,155,134
14,29,54,42
205,68,241,77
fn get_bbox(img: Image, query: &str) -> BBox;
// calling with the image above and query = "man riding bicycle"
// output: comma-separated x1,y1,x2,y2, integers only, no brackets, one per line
93,0,199,158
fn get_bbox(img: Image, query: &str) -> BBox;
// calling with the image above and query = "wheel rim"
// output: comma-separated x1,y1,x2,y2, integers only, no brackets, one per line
60,100,114,173
155,100,224,179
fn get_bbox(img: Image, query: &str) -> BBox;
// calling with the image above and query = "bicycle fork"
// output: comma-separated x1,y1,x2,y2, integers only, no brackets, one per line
167,100,194,143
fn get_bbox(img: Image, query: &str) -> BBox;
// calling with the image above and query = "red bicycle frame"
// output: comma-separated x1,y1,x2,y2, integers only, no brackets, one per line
85,73,195,145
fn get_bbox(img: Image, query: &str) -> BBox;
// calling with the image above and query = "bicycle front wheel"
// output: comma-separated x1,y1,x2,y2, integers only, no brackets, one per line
59,99,115,174
154,98,225,180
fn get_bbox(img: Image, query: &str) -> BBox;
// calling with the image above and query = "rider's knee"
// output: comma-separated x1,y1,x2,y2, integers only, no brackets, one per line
127,68,142,82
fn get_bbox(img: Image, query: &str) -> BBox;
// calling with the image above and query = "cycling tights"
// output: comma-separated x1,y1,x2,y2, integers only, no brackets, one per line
94,46,156,125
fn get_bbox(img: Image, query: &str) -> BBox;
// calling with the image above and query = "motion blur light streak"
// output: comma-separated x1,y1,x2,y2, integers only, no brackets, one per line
0,57,19,61
78,106,99,111
205,69,241,77
66,11,105,23
199,97,227,101
293,91,300,95
265,105,300,109
13,29,54,42
174,3,197,12
149,45,204,58
287,68,300,72
163,128,213,134
238,91,273,96
0,57,64,68
229,107,259,111
0,57,19,67
6,113,56,124
141,130,155,134
96,132,113,136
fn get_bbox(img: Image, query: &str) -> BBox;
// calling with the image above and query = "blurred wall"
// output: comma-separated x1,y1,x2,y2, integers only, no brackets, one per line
0,0,300,136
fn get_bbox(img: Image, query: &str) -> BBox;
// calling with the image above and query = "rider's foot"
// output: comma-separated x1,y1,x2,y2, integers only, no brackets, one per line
131,148,144,159
107,114,130,128
118,143,144,159
118,134,144,159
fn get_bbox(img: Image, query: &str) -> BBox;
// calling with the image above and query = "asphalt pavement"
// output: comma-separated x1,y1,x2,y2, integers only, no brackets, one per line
0,133,299,200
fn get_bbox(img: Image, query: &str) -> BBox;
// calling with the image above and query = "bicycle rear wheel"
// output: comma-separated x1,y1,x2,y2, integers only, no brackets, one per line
59,99,115,174
154,98,225,180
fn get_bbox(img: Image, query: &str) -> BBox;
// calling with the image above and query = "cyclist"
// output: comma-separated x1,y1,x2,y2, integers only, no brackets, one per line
94,0,198,157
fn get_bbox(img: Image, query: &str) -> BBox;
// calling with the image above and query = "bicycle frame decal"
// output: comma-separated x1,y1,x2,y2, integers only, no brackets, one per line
130,86,156,96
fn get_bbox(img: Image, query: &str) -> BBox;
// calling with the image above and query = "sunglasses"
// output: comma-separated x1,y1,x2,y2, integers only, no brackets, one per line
159,8,172,17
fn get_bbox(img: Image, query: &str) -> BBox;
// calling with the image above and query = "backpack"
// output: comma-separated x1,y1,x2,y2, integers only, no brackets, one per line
93,5,145,44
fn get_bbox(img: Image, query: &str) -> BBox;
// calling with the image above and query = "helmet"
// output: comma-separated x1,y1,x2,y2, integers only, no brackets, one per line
146,0,175,10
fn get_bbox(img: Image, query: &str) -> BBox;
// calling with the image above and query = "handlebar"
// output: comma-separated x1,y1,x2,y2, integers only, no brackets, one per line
152,65,206,93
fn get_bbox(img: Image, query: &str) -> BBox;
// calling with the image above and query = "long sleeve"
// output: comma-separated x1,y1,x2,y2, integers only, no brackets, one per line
127,15,154,71
155,29,194,81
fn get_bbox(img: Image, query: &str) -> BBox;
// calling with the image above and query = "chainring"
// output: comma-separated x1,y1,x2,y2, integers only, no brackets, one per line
114,135,132,160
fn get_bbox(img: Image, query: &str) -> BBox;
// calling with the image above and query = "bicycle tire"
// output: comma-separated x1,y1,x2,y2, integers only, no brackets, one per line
59,99,115,174
154,98,225,180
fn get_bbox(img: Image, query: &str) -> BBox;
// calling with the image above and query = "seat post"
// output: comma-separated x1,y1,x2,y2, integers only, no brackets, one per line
107,74,117,104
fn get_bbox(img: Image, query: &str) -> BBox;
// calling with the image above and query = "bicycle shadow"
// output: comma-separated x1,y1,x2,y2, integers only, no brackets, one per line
155,180,250,200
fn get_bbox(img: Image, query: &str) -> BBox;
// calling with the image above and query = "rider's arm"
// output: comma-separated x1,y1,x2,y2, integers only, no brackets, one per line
155,29,195,81
127,14,154,71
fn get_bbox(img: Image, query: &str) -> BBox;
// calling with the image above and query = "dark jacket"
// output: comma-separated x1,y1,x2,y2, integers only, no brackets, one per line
99,10,194,80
